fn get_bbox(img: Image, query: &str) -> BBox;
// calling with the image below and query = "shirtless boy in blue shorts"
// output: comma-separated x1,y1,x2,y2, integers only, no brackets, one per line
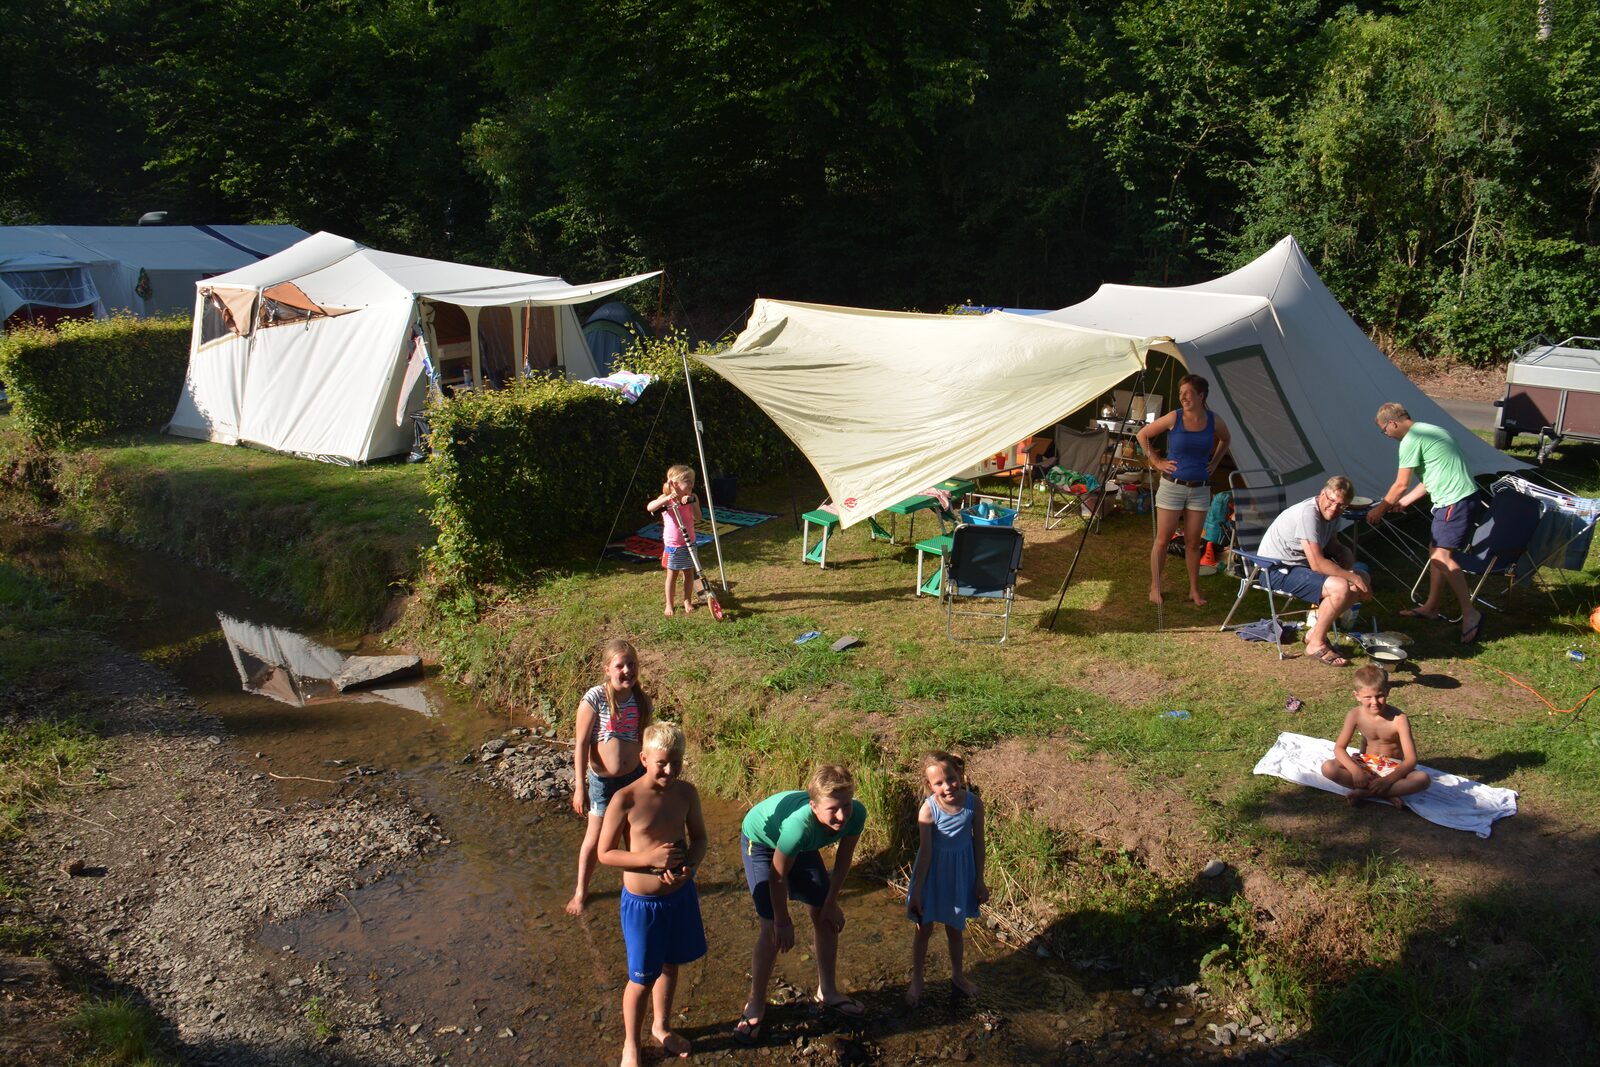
597,722,707,1065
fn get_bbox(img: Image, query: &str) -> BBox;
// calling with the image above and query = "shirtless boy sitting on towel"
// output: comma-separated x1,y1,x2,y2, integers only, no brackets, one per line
1320,665,1432,808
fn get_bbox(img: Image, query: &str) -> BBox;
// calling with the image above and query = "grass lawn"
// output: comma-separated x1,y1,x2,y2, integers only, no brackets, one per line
412,437,1600,1065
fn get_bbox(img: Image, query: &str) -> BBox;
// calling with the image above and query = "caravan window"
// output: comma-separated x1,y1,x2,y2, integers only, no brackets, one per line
1208,344,1320,484
0,267,100,311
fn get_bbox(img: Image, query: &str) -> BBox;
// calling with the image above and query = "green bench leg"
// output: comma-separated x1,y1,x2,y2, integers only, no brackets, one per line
920,566,944,597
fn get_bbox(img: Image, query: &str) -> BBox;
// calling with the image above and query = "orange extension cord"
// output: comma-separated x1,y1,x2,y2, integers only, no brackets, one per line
1487,664,1600,716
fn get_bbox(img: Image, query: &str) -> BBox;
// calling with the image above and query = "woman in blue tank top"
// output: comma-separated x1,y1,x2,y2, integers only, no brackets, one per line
1135,374,1232,606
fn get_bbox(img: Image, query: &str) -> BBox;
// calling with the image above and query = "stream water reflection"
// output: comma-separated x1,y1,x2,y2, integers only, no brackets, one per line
4,524,1232,1064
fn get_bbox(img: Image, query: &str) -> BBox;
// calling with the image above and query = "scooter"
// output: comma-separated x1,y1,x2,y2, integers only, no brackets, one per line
666,498,724,620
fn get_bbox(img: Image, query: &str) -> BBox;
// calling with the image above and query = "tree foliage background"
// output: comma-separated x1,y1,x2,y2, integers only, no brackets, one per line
3,0,1596,362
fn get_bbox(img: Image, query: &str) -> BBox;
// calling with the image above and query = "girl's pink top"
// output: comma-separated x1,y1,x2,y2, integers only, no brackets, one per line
661,496,696,547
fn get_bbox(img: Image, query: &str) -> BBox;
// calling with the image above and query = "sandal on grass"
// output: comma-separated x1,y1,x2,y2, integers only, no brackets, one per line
733,1015,763,1045
1307,645,1350,667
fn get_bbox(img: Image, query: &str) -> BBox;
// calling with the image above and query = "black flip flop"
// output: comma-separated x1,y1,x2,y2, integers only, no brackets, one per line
815,995,866,1019
733,1015,763,1045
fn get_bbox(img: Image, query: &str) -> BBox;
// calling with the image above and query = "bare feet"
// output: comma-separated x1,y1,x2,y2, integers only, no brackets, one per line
663,605,674,617
683,599,696,613
564,891,586,916
621,1045,640,1067
952,974,979,998
1343,791,1363,807
905,975,924,1008
1148,588,1164,605
653,1027,691,1058
1189,590,1208,606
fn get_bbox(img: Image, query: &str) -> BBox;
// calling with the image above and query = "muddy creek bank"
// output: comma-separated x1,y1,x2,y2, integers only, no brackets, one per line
4,525,1267,1065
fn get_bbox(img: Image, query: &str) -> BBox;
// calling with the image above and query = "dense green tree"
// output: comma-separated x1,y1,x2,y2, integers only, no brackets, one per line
469,0,1005,316
3,0,1594,355
0,1,163,224
1,0,492,255
1238,0,1600,360
1061,0,1330,282
121,0,493,255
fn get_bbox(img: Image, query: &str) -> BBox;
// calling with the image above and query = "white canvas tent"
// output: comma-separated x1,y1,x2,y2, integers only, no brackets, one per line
706,237,1524,526
700,301,1156,525
1038,235,1526,502
0,225,309,328
167,231,659,463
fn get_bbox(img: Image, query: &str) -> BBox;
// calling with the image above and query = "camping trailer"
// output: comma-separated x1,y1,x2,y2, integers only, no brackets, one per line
0,225,309,331
1493,335,1600,463
167,232,658,464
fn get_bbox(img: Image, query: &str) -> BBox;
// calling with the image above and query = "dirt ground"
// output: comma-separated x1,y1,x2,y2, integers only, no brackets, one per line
1391,352,1506,403
2,640,441,1066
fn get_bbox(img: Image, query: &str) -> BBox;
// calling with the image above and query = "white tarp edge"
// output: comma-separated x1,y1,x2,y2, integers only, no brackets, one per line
701,300,1152,526
418,270,661,307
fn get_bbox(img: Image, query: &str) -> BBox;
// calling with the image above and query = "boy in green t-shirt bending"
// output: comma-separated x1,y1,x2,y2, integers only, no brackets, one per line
734,764,867,1044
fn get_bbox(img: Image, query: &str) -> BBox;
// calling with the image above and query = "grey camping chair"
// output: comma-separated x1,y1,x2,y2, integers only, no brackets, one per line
943,523,1025,643
1217,471,1305,660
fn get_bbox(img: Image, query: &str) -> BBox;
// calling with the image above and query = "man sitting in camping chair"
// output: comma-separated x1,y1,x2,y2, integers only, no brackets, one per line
1255,475,1372,666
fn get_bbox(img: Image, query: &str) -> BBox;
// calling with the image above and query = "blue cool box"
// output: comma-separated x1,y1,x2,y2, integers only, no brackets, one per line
960,505,1017,527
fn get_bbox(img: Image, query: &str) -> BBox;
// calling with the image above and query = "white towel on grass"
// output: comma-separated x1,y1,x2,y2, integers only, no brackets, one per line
1252,732,1519,838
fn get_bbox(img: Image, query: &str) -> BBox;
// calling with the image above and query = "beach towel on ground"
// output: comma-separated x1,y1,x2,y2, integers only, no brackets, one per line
1253,732,1518,838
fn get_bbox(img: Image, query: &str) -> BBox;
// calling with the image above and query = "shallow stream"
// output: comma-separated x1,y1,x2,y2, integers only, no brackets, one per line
5,524,1234,1064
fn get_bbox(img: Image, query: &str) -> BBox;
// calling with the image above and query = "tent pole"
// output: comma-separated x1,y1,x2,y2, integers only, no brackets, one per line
516,302,528,376
680,347,727,590
1047,364,1153,630
465,306,482,389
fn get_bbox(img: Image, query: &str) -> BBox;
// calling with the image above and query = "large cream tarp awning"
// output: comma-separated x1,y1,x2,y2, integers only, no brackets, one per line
701,299,1153,526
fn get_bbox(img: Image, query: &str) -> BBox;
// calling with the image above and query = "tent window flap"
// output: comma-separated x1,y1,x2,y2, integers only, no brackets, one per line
1209,344,1321,484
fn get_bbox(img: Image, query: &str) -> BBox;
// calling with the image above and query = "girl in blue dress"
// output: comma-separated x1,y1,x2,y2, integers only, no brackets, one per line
906,751,988,1006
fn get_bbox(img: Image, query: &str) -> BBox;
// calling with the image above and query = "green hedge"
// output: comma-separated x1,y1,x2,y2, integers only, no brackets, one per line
424,333,795,581
0,315,192,445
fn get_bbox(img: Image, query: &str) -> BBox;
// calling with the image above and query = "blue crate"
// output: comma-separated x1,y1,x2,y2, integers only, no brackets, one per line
960,504,1017,527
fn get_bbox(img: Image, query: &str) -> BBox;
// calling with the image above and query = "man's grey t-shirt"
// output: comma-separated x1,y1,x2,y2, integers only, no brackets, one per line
1257,497,1333,565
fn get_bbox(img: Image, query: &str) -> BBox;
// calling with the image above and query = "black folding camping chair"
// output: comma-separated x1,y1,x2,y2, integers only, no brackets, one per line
943,523,1025,644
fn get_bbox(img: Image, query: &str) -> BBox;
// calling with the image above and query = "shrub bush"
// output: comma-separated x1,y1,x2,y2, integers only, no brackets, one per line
424,333,795,581
0,314,191,445
1422,239,1600,365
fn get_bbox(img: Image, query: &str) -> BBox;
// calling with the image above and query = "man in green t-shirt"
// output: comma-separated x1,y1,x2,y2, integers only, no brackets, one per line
1367,402,1484,643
